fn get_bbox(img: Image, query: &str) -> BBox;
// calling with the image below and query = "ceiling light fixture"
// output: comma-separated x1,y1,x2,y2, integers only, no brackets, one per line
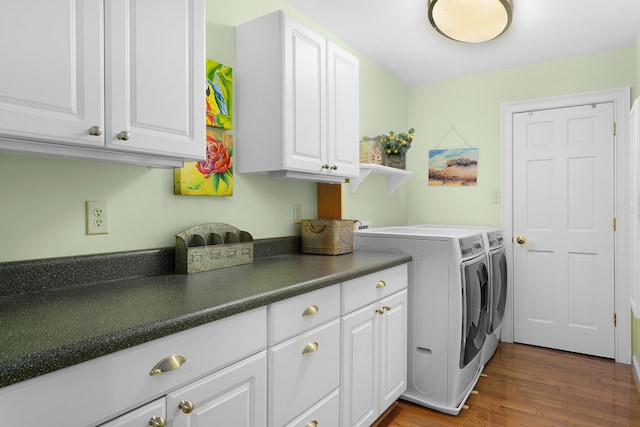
428,0,513,43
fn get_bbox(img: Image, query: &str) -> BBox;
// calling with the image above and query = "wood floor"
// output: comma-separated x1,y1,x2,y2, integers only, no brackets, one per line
377,343,640,426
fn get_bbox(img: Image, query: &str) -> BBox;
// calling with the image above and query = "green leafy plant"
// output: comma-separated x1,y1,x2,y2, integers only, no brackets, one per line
380,128,415,157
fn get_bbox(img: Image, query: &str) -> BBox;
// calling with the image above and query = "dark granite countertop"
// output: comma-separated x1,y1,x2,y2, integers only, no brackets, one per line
0,250,411,388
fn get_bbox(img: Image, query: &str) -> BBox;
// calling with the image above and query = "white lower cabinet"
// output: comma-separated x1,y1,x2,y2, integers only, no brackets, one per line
0,265,410,427
167,351,267,427
340,266,408,427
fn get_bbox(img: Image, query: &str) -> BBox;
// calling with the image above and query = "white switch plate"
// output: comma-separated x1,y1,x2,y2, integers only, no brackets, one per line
293,203,302,224
86,201,109,235
491,190,501,204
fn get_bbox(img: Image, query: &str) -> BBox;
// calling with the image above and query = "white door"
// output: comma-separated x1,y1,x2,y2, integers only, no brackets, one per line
0,0,104,147
512,102,615,358
105,0,205,160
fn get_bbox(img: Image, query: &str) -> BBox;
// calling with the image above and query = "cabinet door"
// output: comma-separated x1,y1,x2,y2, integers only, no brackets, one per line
105,0,205,160
0,0,104,147
341,303,378,427
168,351,267,427
378,289,408,412
283,15,327,173
99,398,166,427
326,42,359,178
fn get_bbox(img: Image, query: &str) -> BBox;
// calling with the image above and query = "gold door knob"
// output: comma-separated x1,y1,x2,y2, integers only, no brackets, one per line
375,308,384,315
148,416,166,427
376,280,386,289
322,164,330,169
88,126,102,136
306,421,318,427
330,165,338,170
116,130,130,140
149,354,187,375
302,305,319,317
383,305,391,311
178,400,195,414
516,235,527,245
302,341,319,355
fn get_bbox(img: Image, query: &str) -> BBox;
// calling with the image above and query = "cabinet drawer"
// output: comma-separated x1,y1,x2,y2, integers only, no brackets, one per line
342,264,408,314
268,284,340,345
285,388,340,427
269,319,340,427
0,307,267,427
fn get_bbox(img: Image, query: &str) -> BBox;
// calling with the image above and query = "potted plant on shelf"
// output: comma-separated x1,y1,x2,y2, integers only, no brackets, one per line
380,128,415,169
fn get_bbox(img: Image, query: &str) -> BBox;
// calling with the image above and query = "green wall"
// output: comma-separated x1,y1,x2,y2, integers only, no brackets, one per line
405,48,635,226
0,0,408,263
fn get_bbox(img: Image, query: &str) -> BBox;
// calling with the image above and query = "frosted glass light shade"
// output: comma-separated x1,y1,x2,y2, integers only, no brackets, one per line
428,0,513,43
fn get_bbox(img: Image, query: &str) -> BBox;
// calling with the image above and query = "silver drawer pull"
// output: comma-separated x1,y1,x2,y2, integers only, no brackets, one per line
376,280,386,288
302,305,319,317
306,421,318,427
149,354,187,375
302,341,319,355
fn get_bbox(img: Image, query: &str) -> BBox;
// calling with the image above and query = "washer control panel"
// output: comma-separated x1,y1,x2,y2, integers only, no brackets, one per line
458,234,485,258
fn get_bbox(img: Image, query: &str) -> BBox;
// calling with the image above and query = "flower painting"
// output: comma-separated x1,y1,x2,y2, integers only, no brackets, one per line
174,130,233,196
206,59,232,129
428,148,478,186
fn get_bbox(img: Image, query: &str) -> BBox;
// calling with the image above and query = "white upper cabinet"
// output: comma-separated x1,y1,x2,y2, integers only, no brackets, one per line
0,0,205,168
236,11,359,183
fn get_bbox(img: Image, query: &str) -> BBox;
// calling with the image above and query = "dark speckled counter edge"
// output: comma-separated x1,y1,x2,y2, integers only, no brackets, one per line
0,238,412,389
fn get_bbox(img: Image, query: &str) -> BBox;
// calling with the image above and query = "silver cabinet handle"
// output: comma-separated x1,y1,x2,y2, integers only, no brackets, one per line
88,126,102,136
149,354,186,375
116,131,130,140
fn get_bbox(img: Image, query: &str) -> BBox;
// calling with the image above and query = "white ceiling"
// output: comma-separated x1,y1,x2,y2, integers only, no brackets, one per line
284,0,640,86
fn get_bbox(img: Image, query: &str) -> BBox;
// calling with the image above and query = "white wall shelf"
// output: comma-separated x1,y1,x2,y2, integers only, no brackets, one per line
349,164,413,195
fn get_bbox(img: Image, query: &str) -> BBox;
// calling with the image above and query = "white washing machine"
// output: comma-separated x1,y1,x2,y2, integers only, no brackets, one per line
413,225,508,365
354,226,490,415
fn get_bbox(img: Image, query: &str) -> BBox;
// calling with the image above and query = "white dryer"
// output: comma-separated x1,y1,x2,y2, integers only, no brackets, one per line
413,225,508,365
354,226,489,415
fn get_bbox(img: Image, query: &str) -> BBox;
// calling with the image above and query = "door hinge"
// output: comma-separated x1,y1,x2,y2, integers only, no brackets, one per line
613,121,617,136
613,217,617,231
614,312,617,327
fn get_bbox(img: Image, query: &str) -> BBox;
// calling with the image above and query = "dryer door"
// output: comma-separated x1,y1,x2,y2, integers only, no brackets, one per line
460,256,490,369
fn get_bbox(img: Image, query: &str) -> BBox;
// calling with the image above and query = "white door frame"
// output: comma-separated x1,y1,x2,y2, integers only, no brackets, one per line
501,87,631,364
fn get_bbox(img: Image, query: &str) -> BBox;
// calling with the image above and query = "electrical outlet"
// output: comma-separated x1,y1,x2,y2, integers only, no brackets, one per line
293,203,302,224
86,201,109,235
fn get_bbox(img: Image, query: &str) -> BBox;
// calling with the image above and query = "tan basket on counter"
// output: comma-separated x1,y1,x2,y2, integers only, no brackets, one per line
301,219,354,255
